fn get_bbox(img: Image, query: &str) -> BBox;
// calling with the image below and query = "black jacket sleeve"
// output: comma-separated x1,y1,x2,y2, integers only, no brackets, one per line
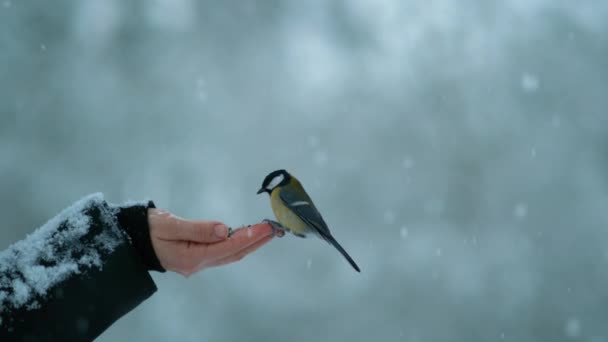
0,193,162,341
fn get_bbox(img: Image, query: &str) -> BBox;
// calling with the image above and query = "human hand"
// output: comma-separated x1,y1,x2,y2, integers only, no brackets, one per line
148,209,280,277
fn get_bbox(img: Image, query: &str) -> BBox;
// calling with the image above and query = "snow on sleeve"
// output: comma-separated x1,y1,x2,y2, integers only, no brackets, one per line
0,193,126,321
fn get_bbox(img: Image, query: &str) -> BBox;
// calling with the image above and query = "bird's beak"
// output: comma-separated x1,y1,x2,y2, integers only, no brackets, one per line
256,188,265,195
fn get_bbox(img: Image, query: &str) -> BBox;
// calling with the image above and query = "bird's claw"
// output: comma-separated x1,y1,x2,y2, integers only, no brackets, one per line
263,219,286,238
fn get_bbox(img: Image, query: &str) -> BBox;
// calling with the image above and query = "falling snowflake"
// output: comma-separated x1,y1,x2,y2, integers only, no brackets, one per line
195,78,207,101
514,203,528,219
399,226,409,239
521,73,540,93
565,318,581,338
383,210,396,224
402,157,415,169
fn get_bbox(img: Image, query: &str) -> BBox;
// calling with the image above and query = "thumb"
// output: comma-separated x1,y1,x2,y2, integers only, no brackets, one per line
173,220,230,243
149,209,229,243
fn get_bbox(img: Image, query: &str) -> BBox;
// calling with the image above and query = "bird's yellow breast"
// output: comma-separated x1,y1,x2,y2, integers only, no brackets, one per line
270,188,311,236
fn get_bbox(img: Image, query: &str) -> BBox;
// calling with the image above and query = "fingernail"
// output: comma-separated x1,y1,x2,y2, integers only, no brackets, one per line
214,224,229,238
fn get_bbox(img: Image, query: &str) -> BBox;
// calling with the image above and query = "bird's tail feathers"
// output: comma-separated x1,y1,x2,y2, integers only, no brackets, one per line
326,236,360,272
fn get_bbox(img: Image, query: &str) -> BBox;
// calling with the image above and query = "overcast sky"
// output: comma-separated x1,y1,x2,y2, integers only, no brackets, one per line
1,1,607,341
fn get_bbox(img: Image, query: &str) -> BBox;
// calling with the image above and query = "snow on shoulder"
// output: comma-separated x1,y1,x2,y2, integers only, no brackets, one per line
0,193,125,320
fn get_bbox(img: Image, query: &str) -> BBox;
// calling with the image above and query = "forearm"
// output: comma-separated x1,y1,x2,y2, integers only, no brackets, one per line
0,194,158,341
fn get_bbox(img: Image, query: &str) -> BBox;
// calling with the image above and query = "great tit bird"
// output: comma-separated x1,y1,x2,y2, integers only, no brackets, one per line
257,169,360,272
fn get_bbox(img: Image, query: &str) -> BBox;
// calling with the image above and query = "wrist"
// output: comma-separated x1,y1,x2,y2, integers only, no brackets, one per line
116,201,166,273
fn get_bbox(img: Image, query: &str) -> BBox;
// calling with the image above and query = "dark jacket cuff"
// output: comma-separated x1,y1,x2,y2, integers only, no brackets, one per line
116,201,166,272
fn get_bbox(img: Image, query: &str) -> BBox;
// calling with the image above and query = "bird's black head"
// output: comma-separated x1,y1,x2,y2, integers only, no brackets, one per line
257,169,291,195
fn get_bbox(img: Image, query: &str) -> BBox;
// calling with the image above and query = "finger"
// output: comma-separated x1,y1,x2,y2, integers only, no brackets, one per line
171,219,230,243
210,235,274,268
228,222,281,239
193,223,274,261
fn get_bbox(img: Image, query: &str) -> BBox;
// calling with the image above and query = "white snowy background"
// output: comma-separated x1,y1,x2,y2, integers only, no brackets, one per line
1,1,608,341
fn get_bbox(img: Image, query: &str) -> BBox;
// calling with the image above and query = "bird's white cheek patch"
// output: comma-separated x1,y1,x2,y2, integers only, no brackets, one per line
267,174,284,189
290,201,310,207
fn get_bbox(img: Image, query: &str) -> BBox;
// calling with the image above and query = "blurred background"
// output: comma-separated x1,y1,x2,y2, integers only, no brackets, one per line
1,0,607,341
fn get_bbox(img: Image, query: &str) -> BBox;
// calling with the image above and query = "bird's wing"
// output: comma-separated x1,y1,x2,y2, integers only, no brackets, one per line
279,189,333,239
279,188,361,272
